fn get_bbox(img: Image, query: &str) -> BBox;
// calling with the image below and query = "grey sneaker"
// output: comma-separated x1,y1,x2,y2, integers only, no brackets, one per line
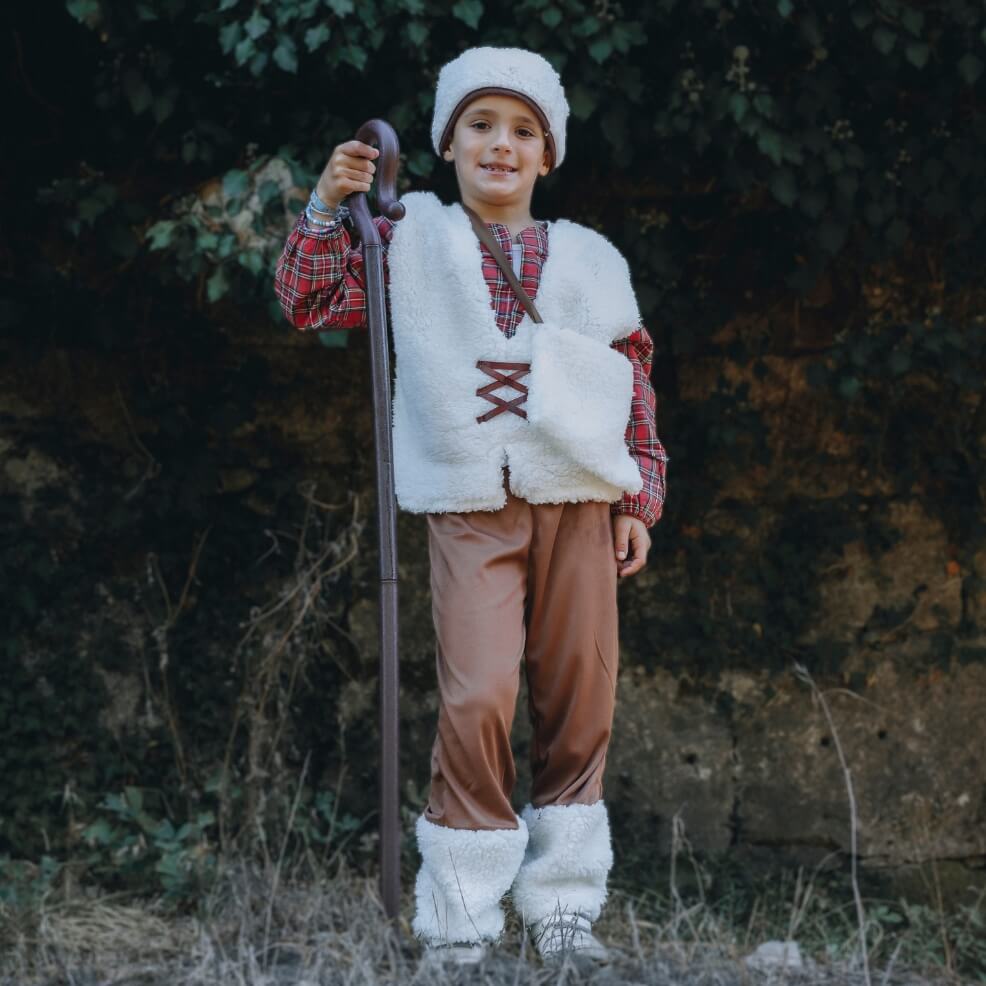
530,912,609,963
421,940,488,967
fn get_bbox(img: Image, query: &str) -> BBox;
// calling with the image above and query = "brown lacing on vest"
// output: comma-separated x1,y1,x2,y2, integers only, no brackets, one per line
475,360,531,422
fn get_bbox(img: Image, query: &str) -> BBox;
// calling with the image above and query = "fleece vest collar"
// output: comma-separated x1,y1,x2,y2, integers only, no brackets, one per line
386,191,644,514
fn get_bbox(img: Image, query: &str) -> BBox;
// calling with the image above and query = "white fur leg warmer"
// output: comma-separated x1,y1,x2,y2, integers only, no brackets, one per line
510,800,615,926
411,813,530,945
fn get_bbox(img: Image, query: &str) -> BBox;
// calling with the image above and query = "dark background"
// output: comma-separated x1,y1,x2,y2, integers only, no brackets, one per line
2,0,985,925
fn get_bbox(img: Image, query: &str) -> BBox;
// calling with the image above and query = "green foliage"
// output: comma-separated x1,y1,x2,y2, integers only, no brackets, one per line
141,155,306,302
45,772,365,907
41,0,986,365
0,855,61,910
81,786,219,904
866,897,986,976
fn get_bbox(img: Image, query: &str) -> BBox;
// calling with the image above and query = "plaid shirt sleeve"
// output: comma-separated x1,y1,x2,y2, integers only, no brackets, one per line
273,208,395,331
609,325,670,528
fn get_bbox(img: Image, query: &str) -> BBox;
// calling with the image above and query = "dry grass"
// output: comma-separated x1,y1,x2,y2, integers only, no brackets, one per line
0,851,967,986
3,522,980,985
3,662,980,985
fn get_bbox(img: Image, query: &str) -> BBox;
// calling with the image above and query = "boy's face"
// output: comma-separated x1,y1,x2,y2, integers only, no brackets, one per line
442,93,551,208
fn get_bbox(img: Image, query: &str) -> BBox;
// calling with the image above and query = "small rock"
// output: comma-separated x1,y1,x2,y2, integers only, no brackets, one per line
743,938,804,970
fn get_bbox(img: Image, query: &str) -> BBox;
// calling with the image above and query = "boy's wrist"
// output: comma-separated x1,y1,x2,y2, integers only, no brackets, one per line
312,184,341,213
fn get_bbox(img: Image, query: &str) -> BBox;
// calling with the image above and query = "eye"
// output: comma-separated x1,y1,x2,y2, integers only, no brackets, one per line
470,120,490,130
518,128,536,138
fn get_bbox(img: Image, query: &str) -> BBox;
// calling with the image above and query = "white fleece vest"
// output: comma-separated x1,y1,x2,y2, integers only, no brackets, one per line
387,191,644,514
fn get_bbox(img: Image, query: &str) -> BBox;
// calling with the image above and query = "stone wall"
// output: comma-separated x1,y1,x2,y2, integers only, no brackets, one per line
3,305,984,905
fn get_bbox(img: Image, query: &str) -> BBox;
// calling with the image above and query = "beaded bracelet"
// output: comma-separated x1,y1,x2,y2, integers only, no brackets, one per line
305,204,338,226
304,198,352,229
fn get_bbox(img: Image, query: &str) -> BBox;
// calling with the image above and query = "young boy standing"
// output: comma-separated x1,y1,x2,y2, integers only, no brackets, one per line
275,47,669,966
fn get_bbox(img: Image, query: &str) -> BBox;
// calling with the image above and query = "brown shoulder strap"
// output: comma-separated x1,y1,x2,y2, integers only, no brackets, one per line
460,203,543,324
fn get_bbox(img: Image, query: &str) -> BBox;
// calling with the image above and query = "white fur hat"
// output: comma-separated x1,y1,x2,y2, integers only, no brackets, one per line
431,46,569,171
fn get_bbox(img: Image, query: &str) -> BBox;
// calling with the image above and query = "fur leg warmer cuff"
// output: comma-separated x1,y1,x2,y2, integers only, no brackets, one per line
411,813,530,945
510,800,615,926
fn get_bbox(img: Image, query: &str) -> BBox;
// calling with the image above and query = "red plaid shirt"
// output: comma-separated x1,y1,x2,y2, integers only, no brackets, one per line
274,209,669,526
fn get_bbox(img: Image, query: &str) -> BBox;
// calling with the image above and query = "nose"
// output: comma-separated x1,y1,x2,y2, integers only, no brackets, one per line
489,124,514,154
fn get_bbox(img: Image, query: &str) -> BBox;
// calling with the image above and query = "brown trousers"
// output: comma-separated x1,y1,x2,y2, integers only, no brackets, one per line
423,466,619,831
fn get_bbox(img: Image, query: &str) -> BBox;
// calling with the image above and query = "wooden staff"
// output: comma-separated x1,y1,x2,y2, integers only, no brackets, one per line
346,118,405,924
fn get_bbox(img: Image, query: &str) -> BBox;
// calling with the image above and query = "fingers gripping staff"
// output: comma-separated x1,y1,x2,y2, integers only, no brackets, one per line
344,119,406,925
314,138,383,210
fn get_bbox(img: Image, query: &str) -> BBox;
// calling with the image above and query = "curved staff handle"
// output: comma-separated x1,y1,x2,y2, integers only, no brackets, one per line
344,118,405,929
348,118,406,248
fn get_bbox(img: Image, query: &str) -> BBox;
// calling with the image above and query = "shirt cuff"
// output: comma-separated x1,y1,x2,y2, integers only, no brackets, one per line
609,500,660,528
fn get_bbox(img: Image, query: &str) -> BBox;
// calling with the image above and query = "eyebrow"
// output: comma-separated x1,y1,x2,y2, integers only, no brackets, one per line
462,106,540,127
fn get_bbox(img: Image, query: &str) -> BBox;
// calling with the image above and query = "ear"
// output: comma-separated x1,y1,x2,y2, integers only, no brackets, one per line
539,148,551,176
442,145,455,162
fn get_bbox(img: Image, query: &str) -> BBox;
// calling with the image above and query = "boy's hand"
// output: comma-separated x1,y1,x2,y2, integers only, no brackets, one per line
315,140,380,211
612,515,651,578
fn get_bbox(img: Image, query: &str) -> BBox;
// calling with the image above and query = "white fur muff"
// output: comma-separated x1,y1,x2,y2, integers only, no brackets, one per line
510,800,615,928
412,812,530,946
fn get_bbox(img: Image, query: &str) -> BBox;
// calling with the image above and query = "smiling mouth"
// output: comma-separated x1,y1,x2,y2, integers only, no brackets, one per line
481,164,517,174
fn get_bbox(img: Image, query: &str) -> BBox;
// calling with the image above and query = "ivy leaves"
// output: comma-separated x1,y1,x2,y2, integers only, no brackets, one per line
143,157,304,304
451,0,482,29
53,0,986,341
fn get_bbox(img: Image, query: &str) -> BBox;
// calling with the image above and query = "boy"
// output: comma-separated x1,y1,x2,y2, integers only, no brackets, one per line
275,46,669,967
